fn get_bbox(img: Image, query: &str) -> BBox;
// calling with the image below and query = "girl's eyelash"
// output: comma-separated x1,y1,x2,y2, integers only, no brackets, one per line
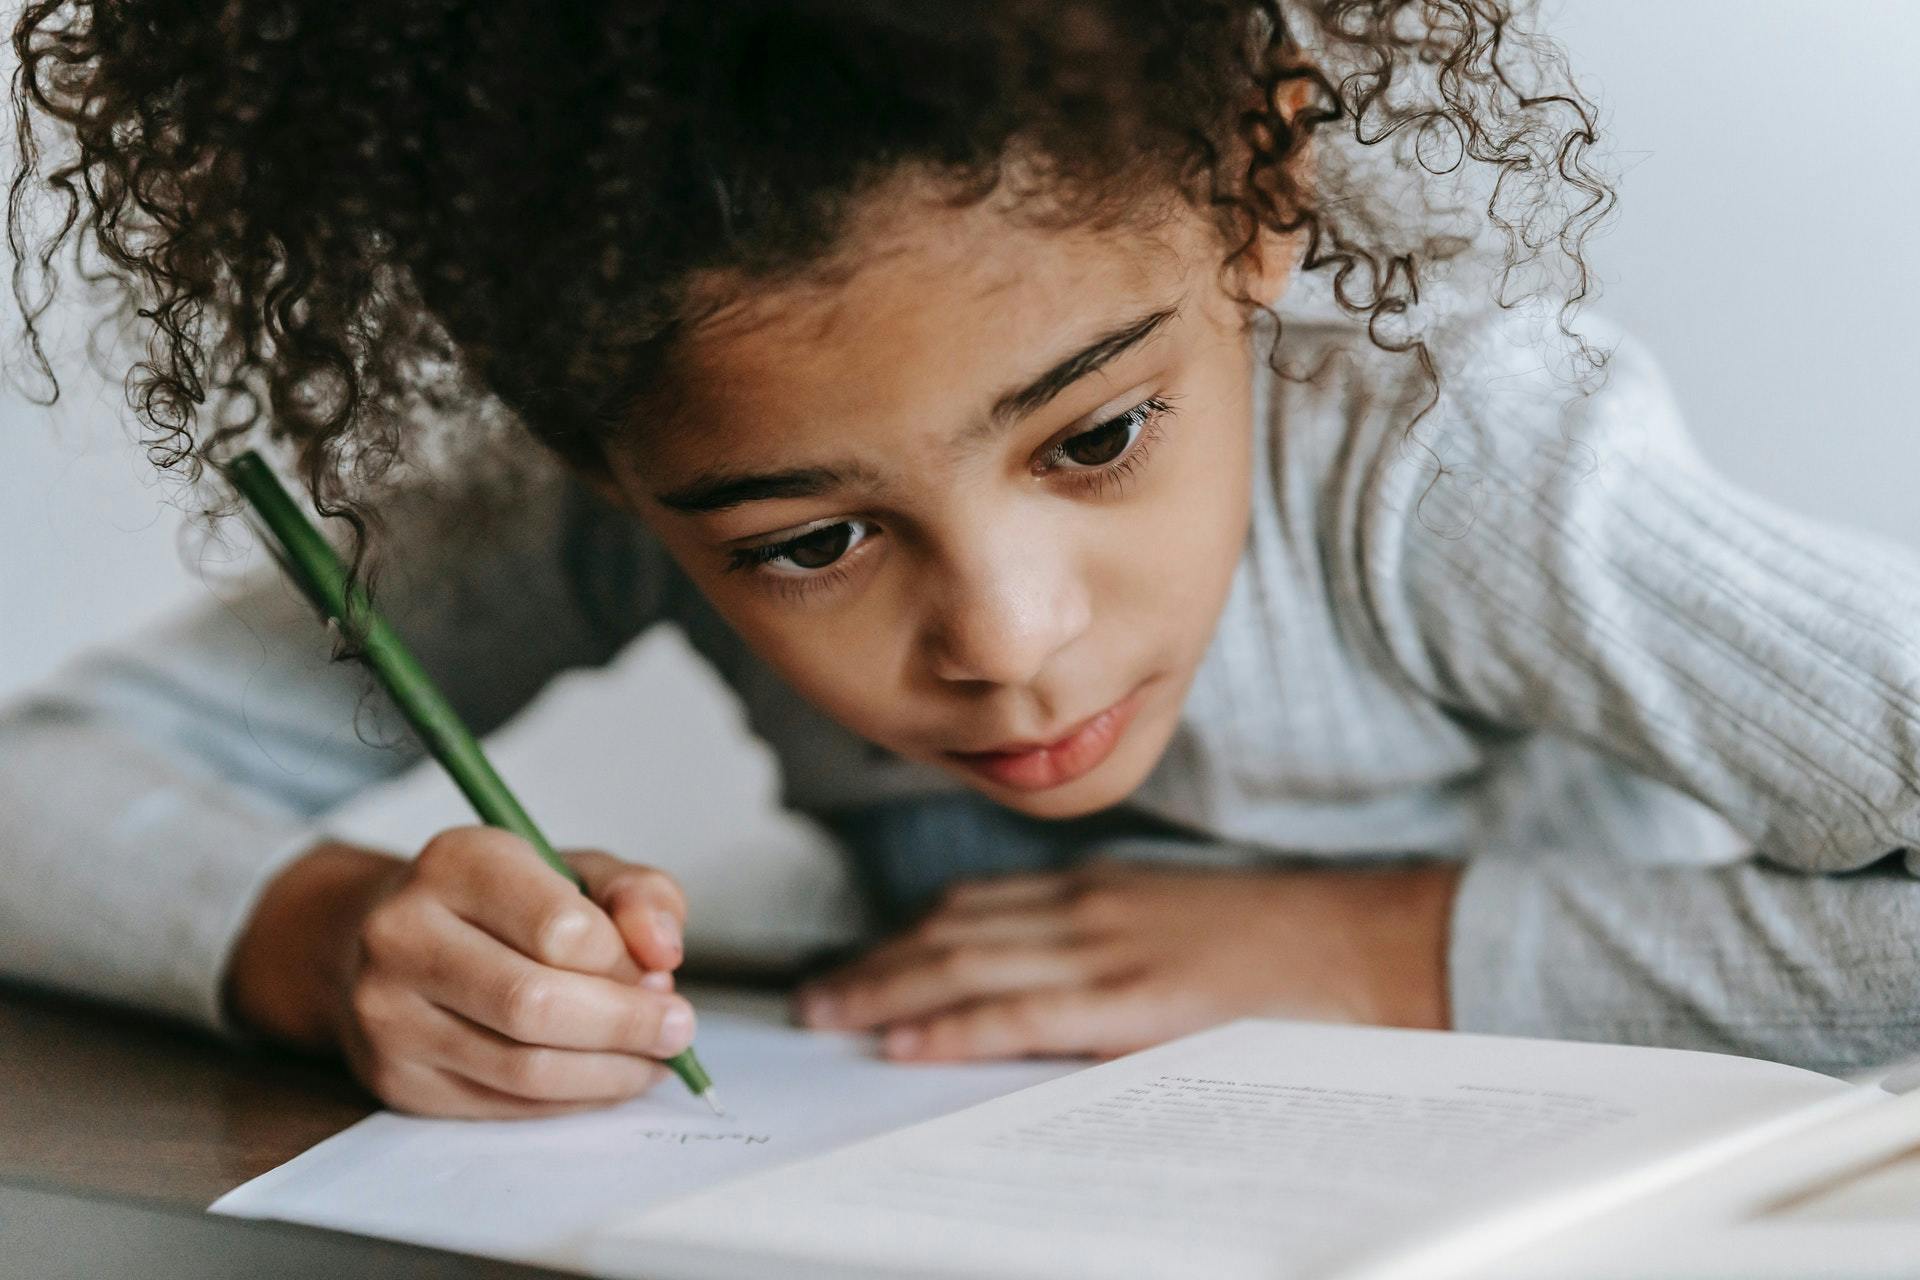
725,542,860,602
1047,395,1174,499
728,540,806,572
766,562,855,602
724,522,870,600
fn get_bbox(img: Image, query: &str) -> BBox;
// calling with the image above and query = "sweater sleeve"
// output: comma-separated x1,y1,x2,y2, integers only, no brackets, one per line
0,473,666,1031
1354,319,1920,1067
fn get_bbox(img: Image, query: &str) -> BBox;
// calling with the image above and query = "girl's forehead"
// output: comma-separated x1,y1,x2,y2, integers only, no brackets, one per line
654,195,1212,444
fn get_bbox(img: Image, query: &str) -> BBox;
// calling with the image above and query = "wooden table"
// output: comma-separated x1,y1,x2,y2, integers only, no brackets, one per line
0,980,372,1209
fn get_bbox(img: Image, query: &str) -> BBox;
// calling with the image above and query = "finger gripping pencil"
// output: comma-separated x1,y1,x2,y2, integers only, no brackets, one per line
225,451,719,1113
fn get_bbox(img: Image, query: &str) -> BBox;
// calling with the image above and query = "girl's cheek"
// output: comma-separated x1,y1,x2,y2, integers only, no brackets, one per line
714,577,915,715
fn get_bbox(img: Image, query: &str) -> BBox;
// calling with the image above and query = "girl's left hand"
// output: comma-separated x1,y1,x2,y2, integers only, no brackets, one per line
793,860,1461,1062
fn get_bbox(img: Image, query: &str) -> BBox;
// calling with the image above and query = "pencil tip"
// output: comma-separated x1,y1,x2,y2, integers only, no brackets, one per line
702,1089,725,1117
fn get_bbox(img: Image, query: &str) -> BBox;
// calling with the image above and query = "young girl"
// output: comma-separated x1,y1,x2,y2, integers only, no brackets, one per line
10,1,1920,1121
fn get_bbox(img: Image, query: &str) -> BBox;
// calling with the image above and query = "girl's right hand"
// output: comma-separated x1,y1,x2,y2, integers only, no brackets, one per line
226,826,696,1118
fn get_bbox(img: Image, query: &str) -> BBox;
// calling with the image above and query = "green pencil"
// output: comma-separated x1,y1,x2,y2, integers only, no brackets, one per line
225,450,720,1115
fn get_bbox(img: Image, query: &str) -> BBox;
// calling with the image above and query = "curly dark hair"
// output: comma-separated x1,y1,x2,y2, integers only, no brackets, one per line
9,0,1610,535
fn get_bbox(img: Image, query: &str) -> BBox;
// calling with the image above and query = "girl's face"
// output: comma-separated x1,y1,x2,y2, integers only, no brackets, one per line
602,190,1290,819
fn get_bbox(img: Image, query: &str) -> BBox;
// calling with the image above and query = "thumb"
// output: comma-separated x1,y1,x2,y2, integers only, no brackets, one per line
564,850,689,975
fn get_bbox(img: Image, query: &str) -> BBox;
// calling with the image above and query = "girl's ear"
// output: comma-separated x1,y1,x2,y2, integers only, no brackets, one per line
1242,226,1305,310
581,470,628,511
1233,71,1318,310
570,451,639,514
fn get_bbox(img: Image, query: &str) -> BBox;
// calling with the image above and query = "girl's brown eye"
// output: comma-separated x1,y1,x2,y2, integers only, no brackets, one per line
1062,417,1133,467
784,522,854,569
1044,398,1165,474
729,517,878,579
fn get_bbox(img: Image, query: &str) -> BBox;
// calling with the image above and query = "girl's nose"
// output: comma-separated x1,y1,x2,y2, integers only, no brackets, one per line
924,548,1093,689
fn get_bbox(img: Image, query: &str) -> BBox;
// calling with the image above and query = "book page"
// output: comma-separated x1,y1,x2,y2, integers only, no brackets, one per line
1468,1086,1920,1279
591,1019,1854,1280
212,990,1074,1271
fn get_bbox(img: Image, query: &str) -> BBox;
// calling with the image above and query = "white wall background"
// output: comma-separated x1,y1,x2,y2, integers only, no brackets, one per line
5,2,1918,930
1550,0,1920,542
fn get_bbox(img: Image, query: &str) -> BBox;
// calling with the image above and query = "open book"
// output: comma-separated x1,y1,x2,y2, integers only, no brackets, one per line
583,1019,1920,1280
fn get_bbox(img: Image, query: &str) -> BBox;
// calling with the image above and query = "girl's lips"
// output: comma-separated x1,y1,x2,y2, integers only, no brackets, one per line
945,685,1147,791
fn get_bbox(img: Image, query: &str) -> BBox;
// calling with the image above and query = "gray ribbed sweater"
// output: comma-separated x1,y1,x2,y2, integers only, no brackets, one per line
8,308,1920,1074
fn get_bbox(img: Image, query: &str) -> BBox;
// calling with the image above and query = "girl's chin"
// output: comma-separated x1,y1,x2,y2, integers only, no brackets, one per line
982,781,1137,820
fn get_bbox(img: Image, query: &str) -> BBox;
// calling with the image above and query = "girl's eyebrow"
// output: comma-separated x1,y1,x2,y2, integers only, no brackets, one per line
654,462,881,515
982,303,1180,432
653,302,1179,516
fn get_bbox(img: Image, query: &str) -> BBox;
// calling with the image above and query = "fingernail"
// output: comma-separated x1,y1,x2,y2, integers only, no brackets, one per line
798,990,838,1028
639,970,673,992
883,1027,921,1058
655,1001,696,1057
650,908,682,958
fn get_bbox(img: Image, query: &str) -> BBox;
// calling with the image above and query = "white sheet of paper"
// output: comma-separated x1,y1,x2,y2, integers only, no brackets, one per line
593,1019,1857,1280
211,991,1076,1273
